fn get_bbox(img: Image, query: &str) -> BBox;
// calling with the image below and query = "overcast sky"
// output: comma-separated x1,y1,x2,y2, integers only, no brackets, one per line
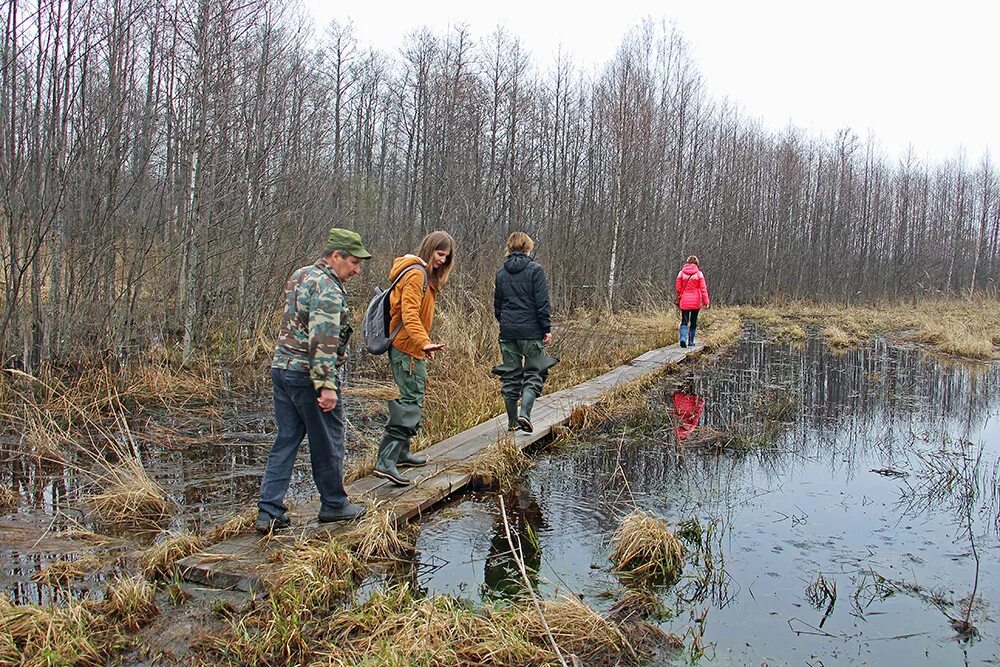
304,0,997,165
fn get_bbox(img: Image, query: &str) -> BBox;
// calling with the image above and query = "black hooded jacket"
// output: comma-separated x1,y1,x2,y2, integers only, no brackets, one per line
494,252,551,340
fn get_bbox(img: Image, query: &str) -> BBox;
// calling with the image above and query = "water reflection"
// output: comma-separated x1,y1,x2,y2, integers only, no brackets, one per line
482,487,547,601
670,375,705,443
413,328,1000,665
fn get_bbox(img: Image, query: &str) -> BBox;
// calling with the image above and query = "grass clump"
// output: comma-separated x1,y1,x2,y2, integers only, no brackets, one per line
610,510,686,585
822,324,854,350
140,531,206,581
514,593,632,663
83,414,172,529
471,435,532,490
567,375,660,433
697,307,744,352
31,555,103,587
318,584,641,666
0,593,125,666
266,537,364,610
86,465,171,529
0,484,18,511
102,575,158,630
210,538,363,665
346,503,412,562
202,509,257,543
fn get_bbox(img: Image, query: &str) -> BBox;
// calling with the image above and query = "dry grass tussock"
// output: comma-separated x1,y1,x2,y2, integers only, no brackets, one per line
513,594,634,664
696,306,745,352
265,537,364,609
140,531,206,580
0,484,18,510
31,555,103,587
202,508,257,543
0,575,155,665
344,502,412,562
566,375,659,433
121,359,222,408
471,434,532,490
0,594,111,666
740,296,1000,359
0,581,158,667
84,438,172,530
315,584,642,666
102,575,158,630
210,538,364,665
1,371,172,528
610,510,686,584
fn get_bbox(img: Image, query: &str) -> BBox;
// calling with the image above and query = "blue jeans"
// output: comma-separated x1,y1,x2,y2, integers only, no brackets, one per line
258,368,349,518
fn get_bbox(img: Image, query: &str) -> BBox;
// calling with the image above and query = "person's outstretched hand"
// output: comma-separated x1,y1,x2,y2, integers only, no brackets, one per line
423,342,445,360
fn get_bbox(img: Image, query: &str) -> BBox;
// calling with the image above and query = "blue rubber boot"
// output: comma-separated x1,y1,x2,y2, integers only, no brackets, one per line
688,325,697,347
679,324,688,348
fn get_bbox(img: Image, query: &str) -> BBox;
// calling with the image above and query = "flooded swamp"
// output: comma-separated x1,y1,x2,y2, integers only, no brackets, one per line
2,325,1000,665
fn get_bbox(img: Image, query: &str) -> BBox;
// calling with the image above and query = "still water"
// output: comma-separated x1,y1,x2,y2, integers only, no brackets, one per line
411,331,1000,665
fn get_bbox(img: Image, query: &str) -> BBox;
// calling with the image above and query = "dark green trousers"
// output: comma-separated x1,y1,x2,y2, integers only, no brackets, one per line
492,339,558,400
385,347,425,441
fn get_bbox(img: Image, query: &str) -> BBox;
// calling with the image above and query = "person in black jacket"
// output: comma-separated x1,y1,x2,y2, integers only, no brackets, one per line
492,232,558,432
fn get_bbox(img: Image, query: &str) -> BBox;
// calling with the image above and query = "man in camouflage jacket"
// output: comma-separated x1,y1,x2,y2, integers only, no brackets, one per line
256,228,372,533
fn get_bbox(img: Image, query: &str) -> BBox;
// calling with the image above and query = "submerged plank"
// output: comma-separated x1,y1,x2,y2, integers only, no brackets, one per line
179,343,702,590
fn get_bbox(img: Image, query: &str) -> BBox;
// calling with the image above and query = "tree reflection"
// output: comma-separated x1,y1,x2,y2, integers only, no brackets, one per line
482,488,547,602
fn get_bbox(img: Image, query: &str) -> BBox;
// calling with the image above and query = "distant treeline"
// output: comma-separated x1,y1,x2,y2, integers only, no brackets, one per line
2,0,997,367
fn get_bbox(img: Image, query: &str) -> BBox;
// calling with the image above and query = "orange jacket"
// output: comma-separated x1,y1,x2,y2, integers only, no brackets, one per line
388,254,437,359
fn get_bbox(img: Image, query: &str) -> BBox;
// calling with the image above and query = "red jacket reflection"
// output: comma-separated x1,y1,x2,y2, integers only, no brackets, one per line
672,390,705,441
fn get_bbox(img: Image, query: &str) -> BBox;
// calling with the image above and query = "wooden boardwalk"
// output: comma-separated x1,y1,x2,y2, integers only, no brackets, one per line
179,344,702,591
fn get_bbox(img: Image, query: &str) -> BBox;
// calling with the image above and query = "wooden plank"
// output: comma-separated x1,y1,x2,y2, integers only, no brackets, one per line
179,343,702,590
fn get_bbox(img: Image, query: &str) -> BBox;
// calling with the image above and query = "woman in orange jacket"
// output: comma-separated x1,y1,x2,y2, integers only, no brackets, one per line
373,231,455,486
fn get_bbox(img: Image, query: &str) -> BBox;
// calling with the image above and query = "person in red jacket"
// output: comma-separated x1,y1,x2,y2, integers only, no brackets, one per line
675,255,710,347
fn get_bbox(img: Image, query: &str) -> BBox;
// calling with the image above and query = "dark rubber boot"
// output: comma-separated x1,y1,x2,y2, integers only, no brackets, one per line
518,389,537,433
373,435,410,486
679,324,688,348
504,397,520,431
397,440,428,468
688,325,697,347
254,511,291,534
318,502,366,523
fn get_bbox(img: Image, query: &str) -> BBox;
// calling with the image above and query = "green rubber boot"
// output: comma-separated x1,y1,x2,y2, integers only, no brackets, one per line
397,439,427,468
373,434,410,486
504,397,520,431
518,389,538,433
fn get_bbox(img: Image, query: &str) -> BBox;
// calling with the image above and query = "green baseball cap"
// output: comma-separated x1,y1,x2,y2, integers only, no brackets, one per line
326,228,372,259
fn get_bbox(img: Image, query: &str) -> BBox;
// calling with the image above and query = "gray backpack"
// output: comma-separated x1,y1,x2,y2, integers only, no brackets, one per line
361,264,428,354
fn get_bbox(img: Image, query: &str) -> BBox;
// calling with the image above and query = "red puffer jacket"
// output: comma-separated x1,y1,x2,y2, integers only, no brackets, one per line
675,263,710,310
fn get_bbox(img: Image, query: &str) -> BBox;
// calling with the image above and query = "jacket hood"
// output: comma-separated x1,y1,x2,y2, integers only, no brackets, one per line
681,262,701,276
389,254,427,281
503,252,532,274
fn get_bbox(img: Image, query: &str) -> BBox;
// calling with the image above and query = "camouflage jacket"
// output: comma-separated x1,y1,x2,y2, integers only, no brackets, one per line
271,259,351,391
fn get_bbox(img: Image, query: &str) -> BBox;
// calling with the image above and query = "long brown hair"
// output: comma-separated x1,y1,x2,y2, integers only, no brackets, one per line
417,230,456,289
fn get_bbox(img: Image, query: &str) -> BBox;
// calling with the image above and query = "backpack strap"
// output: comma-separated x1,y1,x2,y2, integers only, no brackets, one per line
388,263,428,294
386,264,429,339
